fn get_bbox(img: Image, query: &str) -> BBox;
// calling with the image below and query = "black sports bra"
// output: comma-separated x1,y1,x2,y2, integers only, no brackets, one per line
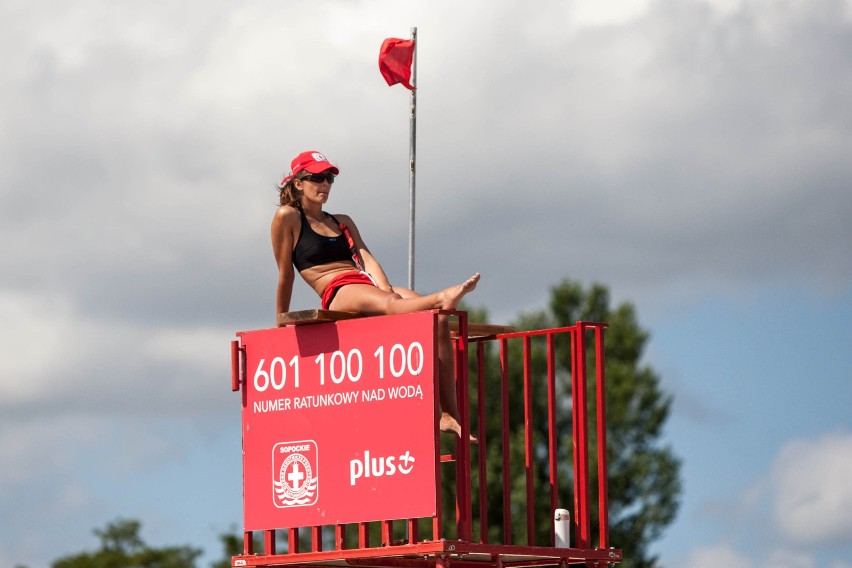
292,211,354,272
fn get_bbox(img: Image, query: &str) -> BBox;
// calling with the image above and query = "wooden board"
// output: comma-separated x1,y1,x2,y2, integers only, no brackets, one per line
276,309,359,326
276,309,515,339
448,320,516,339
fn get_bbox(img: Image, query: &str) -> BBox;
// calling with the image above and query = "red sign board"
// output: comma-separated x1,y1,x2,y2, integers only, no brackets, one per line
237,311,438,531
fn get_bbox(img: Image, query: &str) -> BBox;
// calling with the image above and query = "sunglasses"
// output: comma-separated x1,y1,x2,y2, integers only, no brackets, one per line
301,172,336,184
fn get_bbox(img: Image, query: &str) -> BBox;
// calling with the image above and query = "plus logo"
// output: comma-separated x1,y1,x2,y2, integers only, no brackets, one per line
349,449,417,486
272,440,319,508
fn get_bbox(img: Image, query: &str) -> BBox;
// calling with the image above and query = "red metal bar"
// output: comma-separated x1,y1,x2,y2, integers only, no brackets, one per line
239,339,248,408
455,312,473,541
236,541,622,568
408,518,419,545
546,332,558,546
453,335,462,537
311,526,322,552
573,324,591,549
233,539,621,567
595,326,609,549
381,520,393,546
433,313,444,543
334,525,345,550
358,523,369,548
499,338,512,544
522,335,535,545
243,530,253,555
265,529,276,555
476,340,489,544
455,311,473,541
570,329,580,547
231,340,241,391
432,509,441,543
496,323,607,341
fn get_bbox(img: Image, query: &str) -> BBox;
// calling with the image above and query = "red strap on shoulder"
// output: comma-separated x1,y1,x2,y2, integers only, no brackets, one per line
338,221,364,271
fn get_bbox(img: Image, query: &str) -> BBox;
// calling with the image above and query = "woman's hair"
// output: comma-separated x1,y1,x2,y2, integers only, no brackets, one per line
277,171,309,208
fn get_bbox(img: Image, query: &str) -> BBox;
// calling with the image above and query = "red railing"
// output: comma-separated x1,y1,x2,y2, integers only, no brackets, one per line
231,311,621,567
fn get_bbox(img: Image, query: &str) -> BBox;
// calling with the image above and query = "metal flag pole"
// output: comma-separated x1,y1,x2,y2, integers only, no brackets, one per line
408,27,417,290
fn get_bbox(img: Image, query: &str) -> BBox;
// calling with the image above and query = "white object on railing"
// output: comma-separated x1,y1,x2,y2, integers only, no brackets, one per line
554,508,571,548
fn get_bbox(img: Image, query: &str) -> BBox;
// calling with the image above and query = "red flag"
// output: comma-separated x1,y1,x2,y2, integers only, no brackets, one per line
378,37,415,90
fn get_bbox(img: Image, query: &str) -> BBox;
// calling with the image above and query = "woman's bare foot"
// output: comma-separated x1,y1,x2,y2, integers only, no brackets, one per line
440,412,478,442
440,412,462,437
438,273,481,310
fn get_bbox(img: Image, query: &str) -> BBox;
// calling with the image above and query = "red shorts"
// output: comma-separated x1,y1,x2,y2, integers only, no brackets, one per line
321,271,377,310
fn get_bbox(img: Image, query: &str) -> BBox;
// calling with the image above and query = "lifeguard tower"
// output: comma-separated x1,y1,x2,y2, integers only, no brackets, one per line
230,309,622,568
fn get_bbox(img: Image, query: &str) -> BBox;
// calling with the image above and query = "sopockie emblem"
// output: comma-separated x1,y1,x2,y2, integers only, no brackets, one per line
272,440,319,507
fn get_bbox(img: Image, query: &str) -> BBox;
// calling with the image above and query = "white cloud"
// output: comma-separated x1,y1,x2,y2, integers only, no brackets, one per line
772,431,852,545
0,415,100,490
669,431,852,568
678,543,754,568
697,0,744,17
763,550,817,568
0,286,235,420
675,541,847,568
569,0,654,27
0,290,79,400
142,326,232,375
761,548,817,568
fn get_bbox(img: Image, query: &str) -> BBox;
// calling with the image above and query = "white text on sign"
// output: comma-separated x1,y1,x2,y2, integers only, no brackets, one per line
253,342,424,393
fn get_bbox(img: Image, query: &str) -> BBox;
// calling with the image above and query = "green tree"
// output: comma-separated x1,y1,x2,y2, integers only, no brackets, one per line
468,280,681,568
551,280,680,568
51,518,201,568
210,530,242,568
209,526,265,568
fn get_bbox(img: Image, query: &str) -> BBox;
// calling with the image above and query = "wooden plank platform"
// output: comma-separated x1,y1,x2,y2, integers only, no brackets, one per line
277,309,514,339
449,320,516,339
277,309,360,325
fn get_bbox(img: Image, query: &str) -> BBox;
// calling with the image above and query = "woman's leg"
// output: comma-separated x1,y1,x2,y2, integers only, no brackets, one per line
331,283,475,438
392,288,466,436
328,274,479,315
435,314,468,438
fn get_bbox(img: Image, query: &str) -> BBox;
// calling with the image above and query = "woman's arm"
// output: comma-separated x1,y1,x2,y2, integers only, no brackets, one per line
338,214,394,292
271,207,299,324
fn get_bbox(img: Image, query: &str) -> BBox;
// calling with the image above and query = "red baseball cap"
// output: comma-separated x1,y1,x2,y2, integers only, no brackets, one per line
290,150,339,175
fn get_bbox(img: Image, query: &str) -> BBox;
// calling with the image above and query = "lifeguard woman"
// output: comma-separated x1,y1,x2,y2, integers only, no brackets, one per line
271,150,479,438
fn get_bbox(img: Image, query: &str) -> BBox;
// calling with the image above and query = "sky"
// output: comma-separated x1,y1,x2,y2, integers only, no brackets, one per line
1,0,851,567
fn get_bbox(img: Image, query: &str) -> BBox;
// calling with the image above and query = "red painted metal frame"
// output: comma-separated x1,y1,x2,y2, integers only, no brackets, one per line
231,312,621,567
499,339,512,545
573,323,591,549
475,342,488,544
455,313,473,542
546,332,558,547
231,540,621,567
522,335,535,546
595,326,610,549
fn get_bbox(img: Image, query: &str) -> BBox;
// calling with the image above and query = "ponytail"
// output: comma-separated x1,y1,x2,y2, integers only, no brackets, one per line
277,172,303,208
